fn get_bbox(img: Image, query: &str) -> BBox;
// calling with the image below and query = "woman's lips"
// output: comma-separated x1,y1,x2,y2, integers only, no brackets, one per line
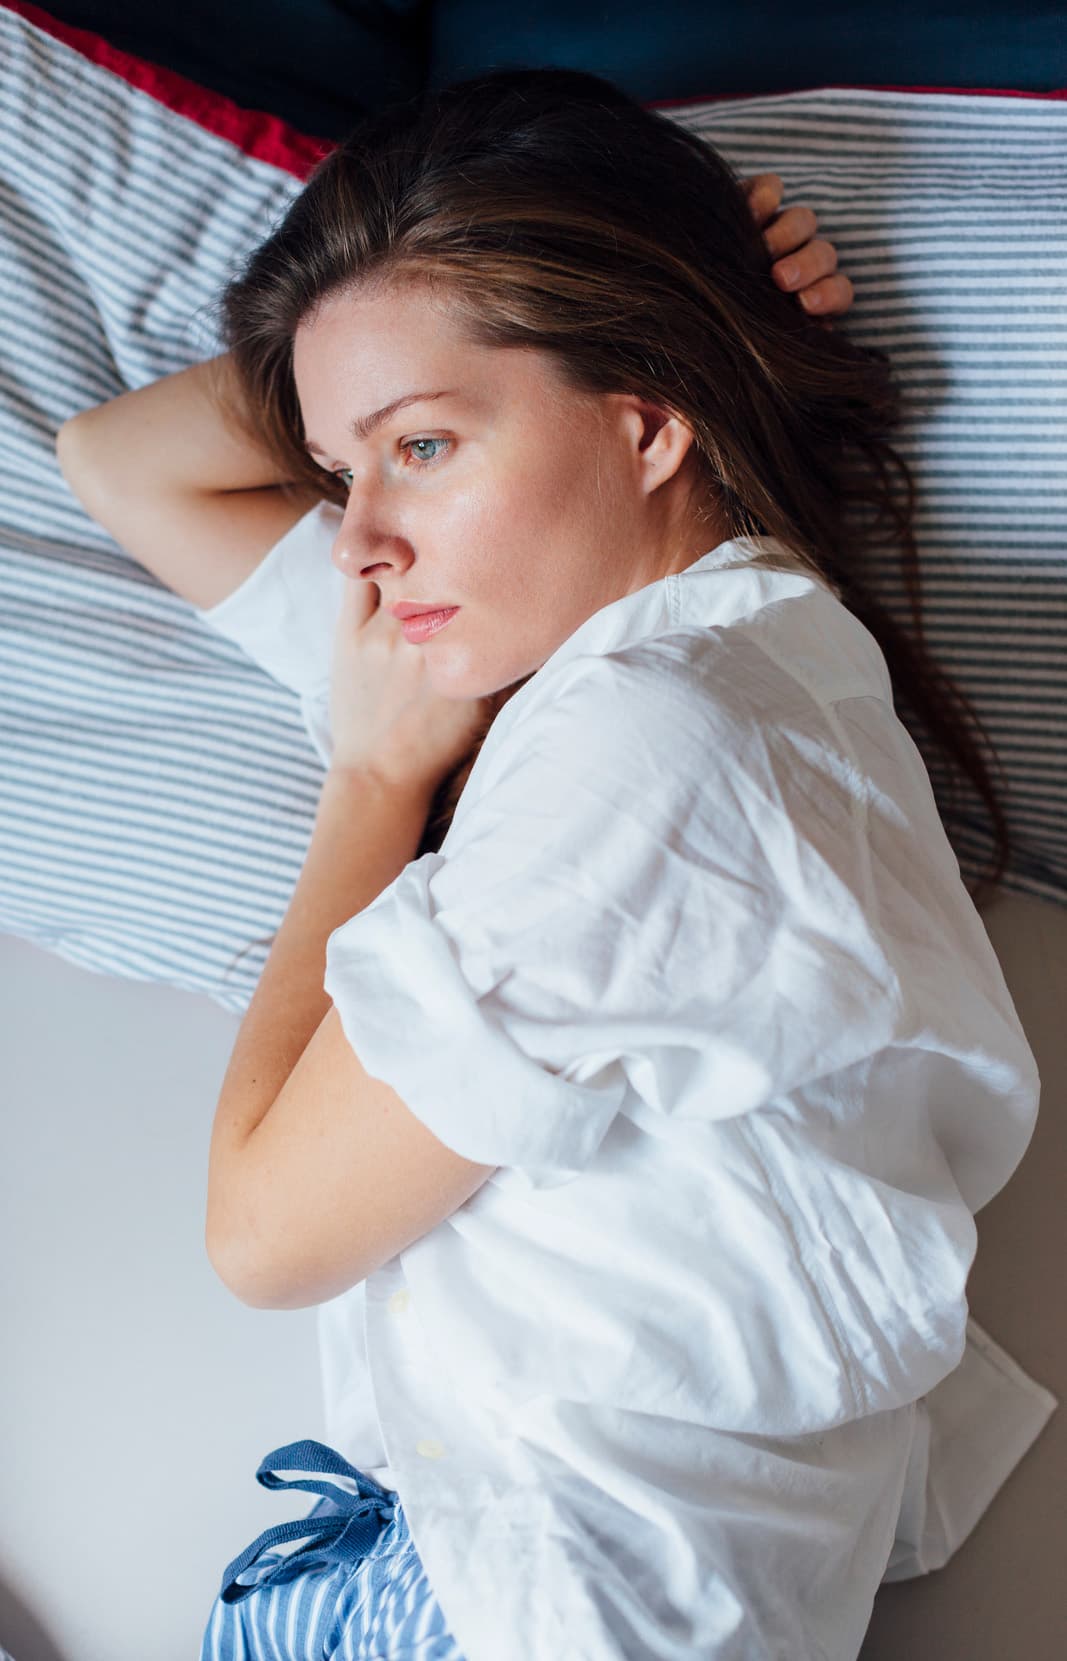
399,606,459,643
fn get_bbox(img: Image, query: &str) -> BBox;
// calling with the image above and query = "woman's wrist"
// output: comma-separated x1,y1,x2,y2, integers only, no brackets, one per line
326,762,441,814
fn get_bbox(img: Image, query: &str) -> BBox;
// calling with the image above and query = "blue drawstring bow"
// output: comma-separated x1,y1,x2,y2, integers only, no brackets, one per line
220,1438,397,1604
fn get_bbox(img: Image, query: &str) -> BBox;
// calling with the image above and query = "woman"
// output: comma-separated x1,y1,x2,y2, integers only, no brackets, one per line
57,66,1037,1661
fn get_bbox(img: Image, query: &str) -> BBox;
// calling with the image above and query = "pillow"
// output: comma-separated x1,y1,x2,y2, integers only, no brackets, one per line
0,2,322,1013
668,85,1067,906
0,1,1064,1023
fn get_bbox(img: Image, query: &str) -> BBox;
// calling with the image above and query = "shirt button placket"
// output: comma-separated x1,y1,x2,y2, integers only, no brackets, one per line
386,1283,448,1459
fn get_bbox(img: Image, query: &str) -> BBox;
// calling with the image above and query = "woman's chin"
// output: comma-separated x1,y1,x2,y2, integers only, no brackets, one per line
426,652,505,703
425,635,546,705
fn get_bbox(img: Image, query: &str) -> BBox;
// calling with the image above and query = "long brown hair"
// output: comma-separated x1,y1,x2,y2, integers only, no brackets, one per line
213,64,1011,926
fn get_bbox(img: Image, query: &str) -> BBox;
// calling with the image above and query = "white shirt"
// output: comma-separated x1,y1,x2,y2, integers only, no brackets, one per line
197,503,1050,1661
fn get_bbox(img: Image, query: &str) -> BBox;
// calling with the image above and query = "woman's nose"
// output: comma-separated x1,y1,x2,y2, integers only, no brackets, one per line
331,492,414,583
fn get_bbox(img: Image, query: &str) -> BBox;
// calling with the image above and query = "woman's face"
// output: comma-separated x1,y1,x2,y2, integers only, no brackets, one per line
292,277,710,700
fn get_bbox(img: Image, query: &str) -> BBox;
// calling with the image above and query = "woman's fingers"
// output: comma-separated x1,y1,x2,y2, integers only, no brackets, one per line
762,204,820,260
742,173,784,228
340,573,381,630
770,236,839,292
744,180,856,320
795,272,856,320
771,233,856,320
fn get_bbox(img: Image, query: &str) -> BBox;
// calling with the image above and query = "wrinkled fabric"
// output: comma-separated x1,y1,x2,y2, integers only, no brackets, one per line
199,511,1041,1660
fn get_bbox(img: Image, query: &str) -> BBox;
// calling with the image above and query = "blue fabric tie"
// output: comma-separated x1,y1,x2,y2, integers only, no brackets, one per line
219,1438,397,1604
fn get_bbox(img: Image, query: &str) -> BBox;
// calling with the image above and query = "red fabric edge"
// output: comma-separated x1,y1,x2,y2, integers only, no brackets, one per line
1,0,336,177
646,82,1067,109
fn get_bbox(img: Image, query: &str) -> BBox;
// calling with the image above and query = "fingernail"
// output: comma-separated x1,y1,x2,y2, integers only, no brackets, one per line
778,260,799,289
801,288,823,310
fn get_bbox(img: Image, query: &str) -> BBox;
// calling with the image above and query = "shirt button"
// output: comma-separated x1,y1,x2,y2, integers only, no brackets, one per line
388,1289,411,1314
416,1438,447,1460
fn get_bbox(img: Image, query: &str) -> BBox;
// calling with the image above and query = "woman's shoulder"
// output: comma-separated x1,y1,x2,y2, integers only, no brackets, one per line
504,607,840,760
462,625,801,834
451,563,896,843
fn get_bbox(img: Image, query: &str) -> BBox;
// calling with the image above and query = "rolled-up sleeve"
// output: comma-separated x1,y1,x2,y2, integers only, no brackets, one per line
321,648,905,1190
324,848,630,1185
192,500,345,697
193,501,345,767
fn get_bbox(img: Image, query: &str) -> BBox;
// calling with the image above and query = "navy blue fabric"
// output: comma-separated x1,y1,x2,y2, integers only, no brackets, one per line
33,1,1067,148
35,1,432,140
427,1,1067,100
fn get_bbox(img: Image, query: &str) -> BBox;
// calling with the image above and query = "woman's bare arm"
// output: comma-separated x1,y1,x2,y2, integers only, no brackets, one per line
55,353,325,610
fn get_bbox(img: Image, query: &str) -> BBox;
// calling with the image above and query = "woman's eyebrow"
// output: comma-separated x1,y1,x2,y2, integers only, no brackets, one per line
304,389,458,456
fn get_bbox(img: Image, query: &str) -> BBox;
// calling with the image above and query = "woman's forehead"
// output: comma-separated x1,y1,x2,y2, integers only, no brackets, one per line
296,273,466,349
294,306,580,444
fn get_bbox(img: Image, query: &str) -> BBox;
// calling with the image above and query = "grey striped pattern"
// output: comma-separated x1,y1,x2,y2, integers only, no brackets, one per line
671,89,1067,907
0,7,312,1013
1,14,1064,1021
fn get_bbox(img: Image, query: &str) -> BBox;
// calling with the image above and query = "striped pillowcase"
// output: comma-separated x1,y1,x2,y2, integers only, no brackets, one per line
0,4,317,1011
0,4,1064,1015
669,87,1067,907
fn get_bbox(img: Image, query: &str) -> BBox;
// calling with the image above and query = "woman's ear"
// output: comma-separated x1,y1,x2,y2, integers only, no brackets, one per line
619,395,698,496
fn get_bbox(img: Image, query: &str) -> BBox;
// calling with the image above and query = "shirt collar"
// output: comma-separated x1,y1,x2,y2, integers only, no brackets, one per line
455,533,832,823
530,534,821,685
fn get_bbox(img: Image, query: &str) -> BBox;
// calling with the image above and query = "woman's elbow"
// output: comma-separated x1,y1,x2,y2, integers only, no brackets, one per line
205,1213,285,1309
54,414,94,496
54,413,126,528
204,1213,331,1310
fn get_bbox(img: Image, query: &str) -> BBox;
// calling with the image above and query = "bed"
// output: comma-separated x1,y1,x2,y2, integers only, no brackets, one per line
1,4,1065,1657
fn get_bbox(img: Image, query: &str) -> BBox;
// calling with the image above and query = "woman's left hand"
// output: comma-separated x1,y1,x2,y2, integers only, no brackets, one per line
328,578,495,791
743,173,855,321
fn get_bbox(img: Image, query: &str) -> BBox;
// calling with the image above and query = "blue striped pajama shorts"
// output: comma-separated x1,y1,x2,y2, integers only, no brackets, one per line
199,1440,467,1661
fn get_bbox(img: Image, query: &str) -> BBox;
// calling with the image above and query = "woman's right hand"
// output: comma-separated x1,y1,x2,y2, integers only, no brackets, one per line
327,579,497,792
743,173,855,321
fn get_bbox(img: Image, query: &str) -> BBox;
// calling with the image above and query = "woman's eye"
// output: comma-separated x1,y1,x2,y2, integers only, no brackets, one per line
331,437,449,490
400,436,450,467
